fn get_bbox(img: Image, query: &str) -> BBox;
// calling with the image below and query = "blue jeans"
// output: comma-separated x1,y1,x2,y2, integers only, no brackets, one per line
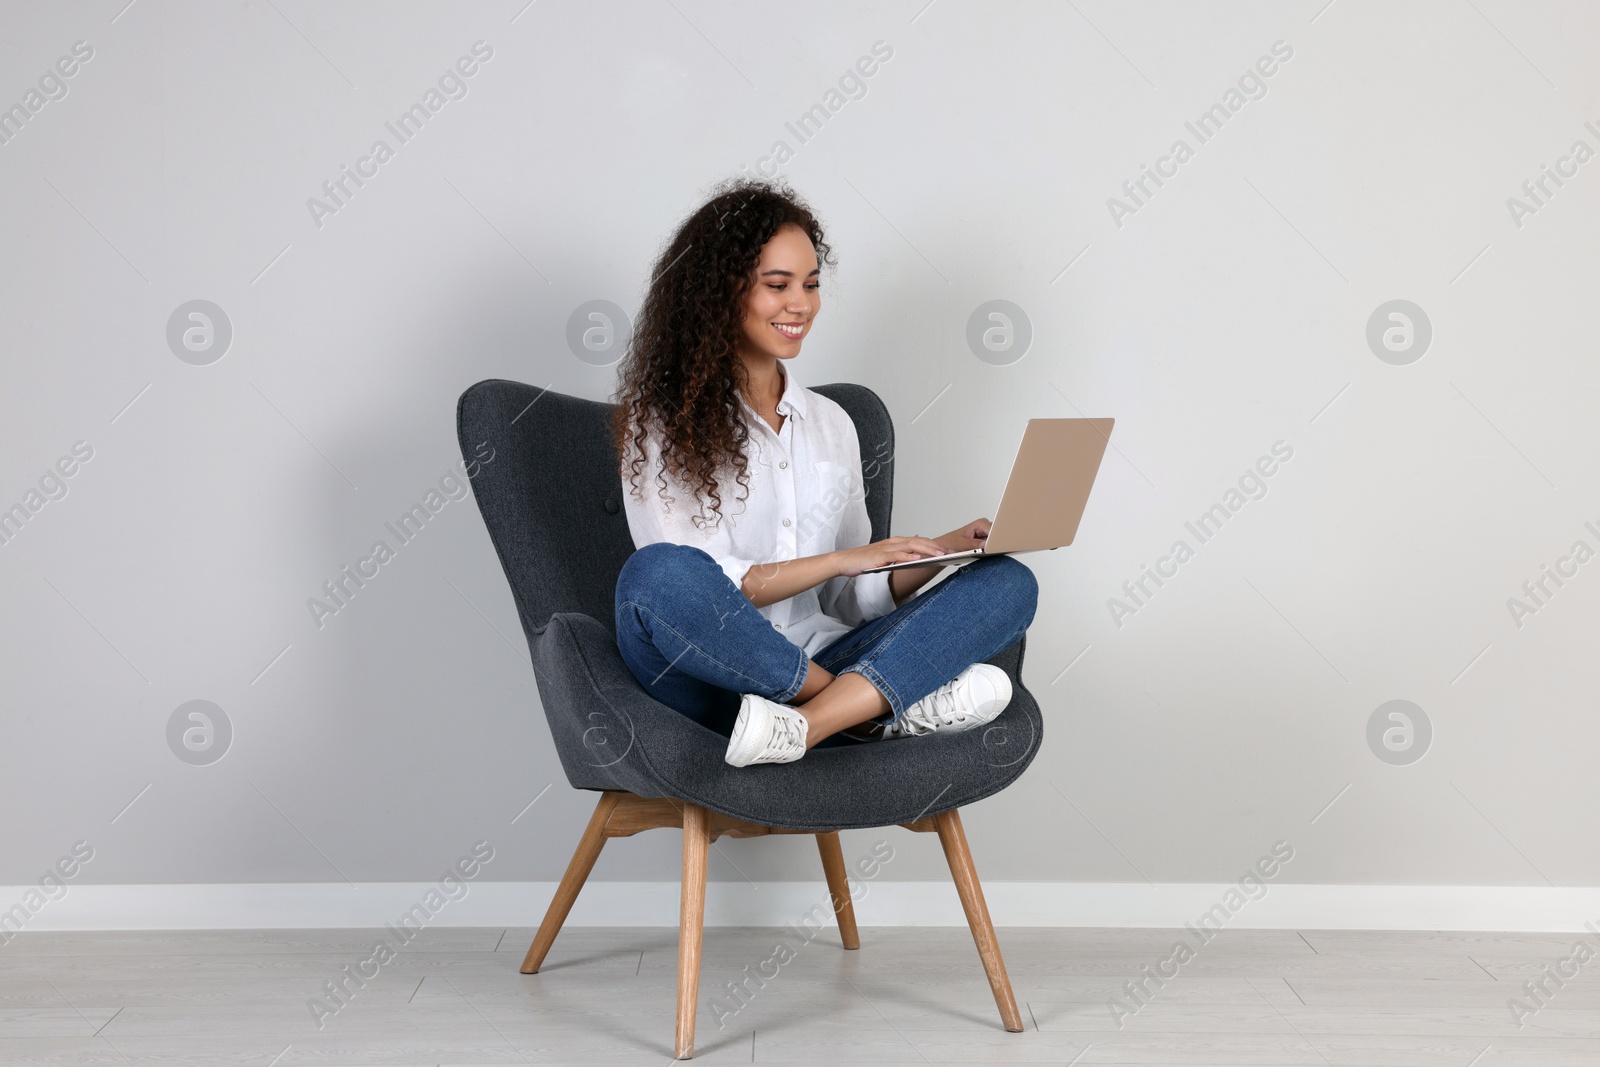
613,542,1038,739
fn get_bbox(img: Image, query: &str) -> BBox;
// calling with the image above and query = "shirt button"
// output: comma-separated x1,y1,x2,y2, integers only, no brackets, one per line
783,519,791,527
779,461,787,469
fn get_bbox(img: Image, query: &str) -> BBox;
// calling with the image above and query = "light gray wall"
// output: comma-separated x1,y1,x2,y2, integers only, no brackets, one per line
3,0,1597,891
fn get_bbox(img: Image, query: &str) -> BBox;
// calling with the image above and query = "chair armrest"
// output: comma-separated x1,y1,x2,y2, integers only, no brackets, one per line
528,611,717,795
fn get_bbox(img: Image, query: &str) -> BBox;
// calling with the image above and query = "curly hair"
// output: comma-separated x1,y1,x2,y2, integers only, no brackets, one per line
611,176,836,528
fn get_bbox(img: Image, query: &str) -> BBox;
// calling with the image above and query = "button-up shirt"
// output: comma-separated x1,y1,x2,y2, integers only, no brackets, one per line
620,362,897,656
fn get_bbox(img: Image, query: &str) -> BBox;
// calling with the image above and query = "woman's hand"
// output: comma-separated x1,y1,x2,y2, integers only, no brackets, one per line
832,535,950,577
935,518,991,555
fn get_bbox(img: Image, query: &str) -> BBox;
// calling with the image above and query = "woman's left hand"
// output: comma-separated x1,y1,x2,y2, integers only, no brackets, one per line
936,518,991,555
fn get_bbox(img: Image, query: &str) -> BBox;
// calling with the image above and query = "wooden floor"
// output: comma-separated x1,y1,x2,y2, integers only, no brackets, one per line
0,925,1593,1064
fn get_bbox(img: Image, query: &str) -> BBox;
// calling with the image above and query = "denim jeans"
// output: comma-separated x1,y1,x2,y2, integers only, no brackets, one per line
613,542,1038,738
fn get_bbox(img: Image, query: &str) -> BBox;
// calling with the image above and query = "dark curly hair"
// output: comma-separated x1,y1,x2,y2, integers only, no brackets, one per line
611,176,836,528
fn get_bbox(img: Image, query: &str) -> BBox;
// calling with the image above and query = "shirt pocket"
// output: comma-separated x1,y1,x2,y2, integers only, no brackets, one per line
804,460,857,543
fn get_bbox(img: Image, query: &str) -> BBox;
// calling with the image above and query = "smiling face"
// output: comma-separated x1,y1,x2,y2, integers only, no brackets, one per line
735,222,821,363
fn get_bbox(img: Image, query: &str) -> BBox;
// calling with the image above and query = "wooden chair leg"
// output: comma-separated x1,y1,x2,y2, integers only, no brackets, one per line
675,803,710,1059
934,809,1024,1033
815,832,860,949
520,791,622,974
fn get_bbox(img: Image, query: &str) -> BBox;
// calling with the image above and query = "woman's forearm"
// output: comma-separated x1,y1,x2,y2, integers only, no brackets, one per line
740,529,967,609
888,563,941,606
741,551,940,611
739,553,841,608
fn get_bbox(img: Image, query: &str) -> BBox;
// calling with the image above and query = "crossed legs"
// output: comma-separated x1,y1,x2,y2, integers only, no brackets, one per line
614,542,1037,747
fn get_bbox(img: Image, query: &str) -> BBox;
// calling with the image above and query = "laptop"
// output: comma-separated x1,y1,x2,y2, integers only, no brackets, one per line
862,417,1114,573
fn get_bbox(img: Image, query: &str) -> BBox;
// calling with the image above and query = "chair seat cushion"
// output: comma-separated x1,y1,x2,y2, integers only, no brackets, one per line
533,612,1043,831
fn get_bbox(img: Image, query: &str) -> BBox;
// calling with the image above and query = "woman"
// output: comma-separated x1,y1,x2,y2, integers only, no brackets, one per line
610,177,1038,767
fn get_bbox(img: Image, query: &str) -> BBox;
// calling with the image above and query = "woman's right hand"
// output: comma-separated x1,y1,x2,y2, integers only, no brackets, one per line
833,536,949,577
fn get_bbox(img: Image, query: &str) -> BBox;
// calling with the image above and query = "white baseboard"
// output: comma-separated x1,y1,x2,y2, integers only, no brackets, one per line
5,882,1600,933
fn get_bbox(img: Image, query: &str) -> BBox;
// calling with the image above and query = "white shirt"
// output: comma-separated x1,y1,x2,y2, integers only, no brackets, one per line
620,362,898,656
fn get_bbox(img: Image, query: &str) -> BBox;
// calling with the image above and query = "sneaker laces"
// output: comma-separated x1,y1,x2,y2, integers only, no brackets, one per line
908,684,970,732
761,711,807,758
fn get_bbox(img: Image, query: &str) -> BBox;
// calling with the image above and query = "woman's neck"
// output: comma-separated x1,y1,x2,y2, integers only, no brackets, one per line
740,356,785,412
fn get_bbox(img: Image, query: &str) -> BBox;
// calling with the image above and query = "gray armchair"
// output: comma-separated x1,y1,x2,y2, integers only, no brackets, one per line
457,379,1043,1058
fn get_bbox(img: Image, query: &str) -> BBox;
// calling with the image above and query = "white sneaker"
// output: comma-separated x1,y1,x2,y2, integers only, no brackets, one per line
725,694,810,767
879,664,1012,740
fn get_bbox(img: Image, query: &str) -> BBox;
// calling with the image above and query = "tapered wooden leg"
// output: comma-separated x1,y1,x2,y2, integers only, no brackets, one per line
815,832,860,950
520,791,622,974
675,803,710,1059
934,809,1024,1033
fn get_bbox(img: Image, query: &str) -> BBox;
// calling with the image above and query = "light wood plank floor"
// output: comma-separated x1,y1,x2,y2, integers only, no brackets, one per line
0,925,1593,1064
